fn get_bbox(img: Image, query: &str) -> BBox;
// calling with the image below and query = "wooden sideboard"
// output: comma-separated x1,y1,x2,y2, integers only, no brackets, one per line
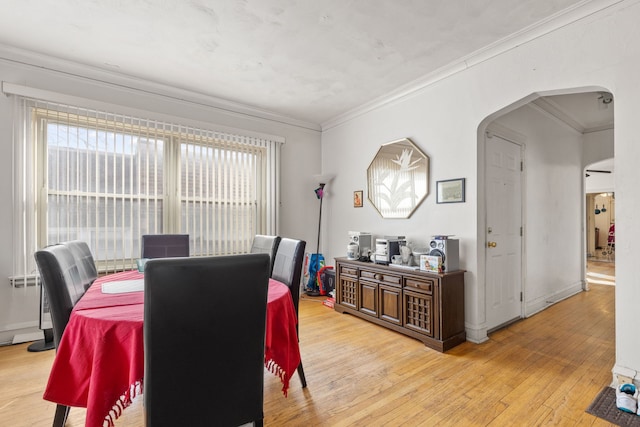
334,258,466,352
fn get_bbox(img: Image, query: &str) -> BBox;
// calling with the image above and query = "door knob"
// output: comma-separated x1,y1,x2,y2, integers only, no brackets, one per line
487,241,497,248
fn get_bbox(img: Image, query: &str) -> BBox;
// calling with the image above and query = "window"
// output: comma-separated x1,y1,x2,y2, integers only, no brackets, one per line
13,97,280,275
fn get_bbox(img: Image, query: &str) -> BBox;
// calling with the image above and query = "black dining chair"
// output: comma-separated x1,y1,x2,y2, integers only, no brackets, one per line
29,240,98,353
271,237,308,388
62,240,98,290
250,234,281,275
34,244,94,427
141,234,190,259
143,253,271,427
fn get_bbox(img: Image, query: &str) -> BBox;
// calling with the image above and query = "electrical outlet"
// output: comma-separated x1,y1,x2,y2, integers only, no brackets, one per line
616,374,634,385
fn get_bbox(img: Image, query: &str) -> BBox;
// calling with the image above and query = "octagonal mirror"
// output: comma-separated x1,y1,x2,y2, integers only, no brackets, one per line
367,138,429,218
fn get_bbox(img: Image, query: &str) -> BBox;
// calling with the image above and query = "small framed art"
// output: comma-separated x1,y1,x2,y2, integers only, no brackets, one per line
436,178,465,204
354,190,363,208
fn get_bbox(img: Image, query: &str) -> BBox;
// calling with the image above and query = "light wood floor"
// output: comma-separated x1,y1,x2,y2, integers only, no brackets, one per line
0,261,616,426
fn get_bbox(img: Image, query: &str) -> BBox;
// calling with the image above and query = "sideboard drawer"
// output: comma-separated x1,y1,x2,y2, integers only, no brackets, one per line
404,277,434,294
340,264,358,277
360,270,402,287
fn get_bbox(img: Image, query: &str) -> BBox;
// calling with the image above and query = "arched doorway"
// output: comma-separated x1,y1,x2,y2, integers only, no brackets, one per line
479,89,614,334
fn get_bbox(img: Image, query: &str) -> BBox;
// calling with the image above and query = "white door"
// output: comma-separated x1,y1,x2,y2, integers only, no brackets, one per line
485,133,522,330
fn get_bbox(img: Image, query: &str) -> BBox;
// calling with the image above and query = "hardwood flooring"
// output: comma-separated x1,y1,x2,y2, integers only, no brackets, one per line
586,258,615,287
0,262,616,426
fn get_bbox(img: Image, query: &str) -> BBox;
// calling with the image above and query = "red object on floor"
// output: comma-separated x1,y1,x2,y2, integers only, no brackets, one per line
317,265,334,295
322,297,335,308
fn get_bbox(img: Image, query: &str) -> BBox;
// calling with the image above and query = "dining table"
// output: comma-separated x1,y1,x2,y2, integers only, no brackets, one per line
43,270,301,427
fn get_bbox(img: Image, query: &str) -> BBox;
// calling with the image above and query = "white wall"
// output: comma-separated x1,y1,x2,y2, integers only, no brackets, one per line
321,1,640,383
584,129,615,194
0,53,321,344
584,129,615,169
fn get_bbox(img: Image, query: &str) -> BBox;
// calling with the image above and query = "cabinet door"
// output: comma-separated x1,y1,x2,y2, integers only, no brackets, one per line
403,289,434,337
359,280,378,317
379,284,402,325
338,276,358,310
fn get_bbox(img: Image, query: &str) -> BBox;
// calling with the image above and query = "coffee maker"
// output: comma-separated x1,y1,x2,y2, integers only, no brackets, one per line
348,231,373,261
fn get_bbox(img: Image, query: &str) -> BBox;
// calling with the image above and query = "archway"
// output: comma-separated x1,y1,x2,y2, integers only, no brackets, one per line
477,88,614,336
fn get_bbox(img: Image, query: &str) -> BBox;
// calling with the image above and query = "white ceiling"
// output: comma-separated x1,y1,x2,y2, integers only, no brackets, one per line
535,92,614,134
0,0,616,127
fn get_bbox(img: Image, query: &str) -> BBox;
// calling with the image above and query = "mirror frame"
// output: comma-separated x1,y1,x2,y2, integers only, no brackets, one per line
367,138,430,218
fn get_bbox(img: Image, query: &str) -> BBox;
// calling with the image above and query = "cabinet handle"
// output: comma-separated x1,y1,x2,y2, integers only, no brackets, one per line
375,273,382,280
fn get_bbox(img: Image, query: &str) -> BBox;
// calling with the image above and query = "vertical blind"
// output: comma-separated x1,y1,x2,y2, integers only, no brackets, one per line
12,95,281,277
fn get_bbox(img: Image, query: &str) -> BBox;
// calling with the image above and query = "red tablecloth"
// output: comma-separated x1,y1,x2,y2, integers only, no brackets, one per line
43,270,301,427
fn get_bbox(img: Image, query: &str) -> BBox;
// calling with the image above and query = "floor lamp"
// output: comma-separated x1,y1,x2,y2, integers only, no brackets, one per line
307,174,334,296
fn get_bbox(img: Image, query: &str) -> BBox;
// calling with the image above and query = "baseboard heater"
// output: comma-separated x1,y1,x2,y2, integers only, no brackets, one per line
8,274,39,287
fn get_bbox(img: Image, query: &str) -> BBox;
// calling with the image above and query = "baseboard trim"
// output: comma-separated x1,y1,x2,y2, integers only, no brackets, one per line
525,282,583,317
612,364,639,387
12,331,44,344
465,325,489,344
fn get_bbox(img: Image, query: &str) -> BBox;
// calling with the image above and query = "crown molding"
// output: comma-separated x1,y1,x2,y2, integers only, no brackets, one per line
530,96,615,134
0,44,322,133
583,123,615,133
321,0,626,131
531,97,586,133
486,122,528,145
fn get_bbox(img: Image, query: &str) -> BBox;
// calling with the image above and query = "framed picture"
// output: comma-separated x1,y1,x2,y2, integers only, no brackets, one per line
436,178,465,204
353,190,363,208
